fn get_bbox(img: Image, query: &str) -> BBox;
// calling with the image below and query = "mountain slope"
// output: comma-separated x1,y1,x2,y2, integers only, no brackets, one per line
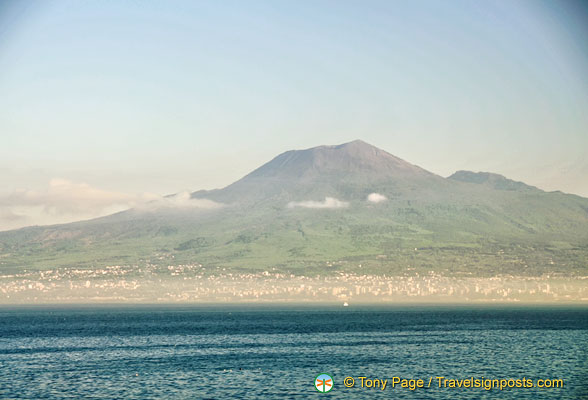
192,140,445,205
1,140,587,278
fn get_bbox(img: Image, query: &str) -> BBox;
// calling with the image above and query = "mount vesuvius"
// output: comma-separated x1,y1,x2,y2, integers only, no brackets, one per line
1,140,587,277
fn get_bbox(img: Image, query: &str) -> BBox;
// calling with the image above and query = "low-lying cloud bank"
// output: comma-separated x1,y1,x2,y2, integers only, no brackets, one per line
136,191,224,212
367,192,387,203
287,197,349,209
0,179,223,231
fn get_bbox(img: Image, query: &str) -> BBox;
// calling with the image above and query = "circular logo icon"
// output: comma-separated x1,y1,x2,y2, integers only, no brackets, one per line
315,373,334,393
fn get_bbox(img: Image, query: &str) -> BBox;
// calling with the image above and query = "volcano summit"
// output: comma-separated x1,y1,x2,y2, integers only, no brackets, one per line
0,141,587,302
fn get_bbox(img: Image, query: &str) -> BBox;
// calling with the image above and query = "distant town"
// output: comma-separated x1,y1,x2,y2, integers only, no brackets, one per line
0,263,586,303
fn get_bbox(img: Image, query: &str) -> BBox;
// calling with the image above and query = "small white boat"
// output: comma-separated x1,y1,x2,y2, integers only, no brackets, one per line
343,302,349,307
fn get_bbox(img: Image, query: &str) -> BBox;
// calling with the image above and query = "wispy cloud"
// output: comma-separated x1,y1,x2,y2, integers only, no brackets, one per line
0,179,224,231
367,193,387,203
287,197,349,209
0,179,138,214
136,191,224,211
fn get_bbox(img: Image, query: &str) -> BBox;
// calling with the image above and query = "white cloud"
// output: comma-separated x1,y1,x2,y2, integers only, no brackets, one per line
136,191,224,211
0,179,224,231
367,193,387,203
0,179,137,213
287,197,349,209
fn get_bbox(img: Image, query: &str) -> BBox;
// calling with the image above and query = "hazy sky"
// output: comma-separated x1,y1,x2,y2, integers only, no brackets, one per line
1,0,587,230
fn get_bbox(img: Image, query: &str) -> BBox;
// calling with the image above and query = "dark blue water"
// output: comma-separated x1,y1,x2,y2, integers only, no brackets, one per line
0,305,586,399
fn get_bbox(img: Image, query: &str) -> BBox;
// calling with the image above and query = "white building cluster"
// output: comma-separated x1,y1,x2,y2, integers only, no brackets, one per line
0,264,586,303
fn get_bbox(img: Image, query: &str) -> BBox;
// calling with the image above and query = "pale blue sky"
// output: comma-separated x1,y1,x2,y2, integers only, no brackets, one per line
0,0,587,228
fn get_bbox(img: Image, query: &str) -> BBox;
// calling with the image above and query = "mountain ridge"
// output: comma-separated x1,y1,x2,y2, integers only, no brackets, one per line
0,140,587,279
449,170,539,192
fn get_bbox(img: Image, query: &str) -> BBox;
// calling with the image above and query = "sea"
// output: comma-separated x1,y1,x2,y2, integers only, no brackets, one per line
0,305,586,399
